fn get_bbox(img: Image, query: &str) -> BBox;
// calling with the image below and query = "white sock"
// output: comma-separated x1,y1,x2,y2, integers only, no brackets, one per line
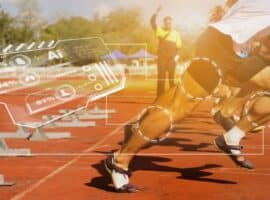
224,126,245,146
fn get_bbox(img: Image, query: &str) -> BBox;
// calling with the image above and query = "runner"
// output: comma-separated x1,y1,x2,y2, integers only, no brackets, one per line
214,36,270,168
104,0,270,192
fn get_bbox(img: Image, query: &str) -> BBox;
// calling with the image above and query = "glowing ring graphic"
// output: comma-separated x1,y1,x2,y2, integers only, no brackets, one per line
135,105,174,143
179,57,223,101
243,91,270,128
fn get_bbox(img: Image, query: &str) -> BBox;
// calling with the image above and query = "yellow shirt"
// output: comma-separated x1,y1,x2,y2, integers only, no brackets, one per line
156,27,182,49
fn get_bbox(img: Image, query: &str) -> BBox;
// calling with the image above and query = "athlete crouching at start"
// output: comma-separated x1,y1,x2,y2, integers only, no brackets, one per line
103,0,270,192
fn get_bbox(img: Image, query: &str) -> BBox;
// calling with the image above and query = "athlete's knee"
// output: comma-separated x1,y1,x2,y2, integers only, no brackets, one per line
185,58,222,95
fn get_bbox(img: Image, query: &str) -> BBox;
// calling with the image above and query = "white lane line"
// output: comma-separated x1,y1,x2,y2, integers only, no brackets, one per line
95,63,110,86
215,170,270,177
11,117,134,200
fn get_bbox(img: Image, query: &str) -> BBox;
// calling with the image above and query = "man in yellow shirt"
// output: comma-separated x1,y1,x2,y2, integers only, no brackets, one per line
151,6,182,97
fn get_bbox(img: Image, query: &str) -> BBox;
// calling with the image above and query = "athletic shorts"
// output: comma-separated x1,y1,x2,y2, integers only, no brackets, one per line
187,27,267,92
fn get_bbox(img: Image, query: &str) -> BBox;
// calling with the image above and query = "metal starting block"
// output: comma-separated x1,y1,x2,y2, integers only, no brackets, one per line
0,174,15,187
0,123,71,142
0,139,31,157
42,111,96,128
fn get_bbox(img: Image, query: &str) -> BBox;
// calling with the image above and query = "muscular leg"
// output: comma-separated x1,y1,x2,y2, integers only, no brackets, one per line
114,71,208,169
219,83,257,118
237,96,270,133
213,67,269,131
215,67,270,168
157,64,166,97
236,66,270,132
225,66,270,133
168,64,176,89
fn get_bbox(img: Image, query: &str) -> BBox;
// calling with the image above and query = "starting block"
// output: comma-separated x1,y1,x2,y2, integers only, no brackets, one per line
42,111,96,128
0,174,15,187
20,122,72,141
0,139,31,156
0,123,71,141
59,107,108,120
87,105,116,115
42,104,115,128
29,126,71,141
0,126,30,139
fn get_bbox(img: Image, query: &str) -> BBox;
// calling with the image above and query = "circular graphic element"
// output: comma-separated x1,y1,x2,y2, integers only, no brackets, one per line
243,91,270,128
135,105,174,143
94,83,103,91
88,74,96,81
179,57,223,101
55,84,76,101
19,72,40,86
9,54,31,67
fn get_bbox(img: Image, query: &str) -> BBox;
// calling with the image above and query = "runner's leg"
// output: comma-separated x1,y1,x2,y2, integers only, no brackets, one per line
114,71,208,169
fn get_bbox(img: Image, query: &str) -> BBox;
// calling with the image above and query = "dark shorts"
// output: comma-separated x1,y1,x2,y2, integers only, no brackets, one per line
188,27,267,92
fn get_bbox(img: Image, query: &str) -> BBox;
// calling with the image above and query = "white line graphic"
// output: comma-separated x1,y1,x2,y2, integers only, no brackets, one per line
3,44,13,53
95,63,110,86
27,42,35,50
38,41,45,49
48,40,55,48
99,62,114,84
103,61,119,83
15,43,25,51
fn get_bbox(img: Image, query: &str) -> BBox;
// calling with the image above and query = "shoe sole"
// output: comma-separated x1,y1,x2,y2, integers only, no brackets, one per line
213,140,254,171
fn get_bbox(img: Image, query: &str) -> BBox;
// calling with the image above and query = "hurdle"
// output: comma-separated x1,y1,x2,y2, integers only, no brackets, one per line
0,174,15,186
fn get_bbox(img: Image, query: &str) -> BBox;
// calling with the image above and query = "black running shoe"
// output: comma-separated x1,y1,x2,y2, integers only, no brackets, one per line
214,135,254,170
104,155,138,193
